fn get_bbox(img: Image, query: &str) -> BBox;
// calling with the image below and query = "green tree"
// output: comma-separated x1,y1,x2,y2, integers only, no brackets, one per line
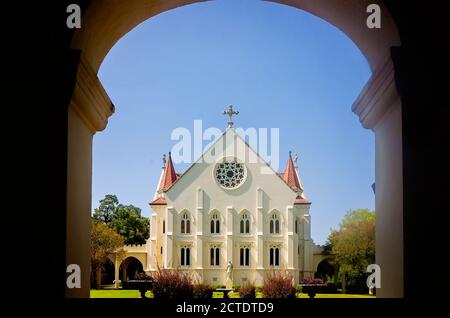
110,204,150,245
93,194,118,225
91,220,125,288
327,209,375,290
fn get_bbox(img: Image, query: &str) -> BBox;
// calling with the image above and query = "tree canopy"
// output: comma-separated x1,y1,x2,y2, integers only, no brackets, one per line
326,208,375,287
90,220,125,274
111,204,150,245
93,194,118,225
92,194,150,245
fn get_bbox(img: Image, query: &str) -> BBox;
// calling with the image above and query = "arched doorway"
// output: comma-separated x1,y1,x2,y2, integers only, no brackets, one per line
66,0,403,298
120,257,144,282
315,258,336,282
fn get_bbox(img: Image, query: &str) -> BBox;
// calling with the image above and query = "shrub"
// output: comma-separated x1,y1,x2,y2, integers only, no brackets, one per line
261,271,296,298
239,282,256,298
134,272,152,280
151,268,193,298
300,277,324,285
193,284,214,298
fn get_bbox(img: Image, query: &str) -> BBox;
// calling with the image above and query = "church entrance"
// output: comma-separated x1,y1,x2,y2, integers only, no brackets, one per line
315,258,336,283
66,0,403,298
120,257,144,282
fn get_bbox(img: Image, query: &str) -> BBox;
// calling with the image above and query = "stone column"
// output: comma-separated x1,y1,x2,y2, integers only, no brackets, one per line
352,56,403,297
226,206,234,288
302,214,313,277
196,188,204,273
165,207,175,268
149,213,157,270
114,254,120,289
256,188,264,284
66,56,114,298
286,206,295,269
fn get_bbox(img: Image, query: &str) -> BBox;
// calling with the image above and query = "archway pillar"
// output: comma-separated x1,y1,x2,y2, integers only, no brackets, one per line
66,56,114,298
114,255,120,289
352,55,403,297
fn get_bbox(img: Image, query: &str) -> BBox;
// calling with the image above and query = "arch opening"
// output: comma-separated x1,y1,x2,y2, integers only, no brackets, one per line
66,0,403,298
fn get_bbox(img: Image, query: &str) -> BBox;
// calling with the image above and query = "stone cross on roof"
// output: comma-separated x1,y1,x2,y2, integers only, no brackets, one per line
223,105,239,128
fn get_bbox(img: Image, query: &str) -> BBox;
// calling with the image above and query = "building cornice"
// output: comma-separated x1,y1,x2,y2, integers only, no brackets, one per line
70,55,114,133
352,56,400,130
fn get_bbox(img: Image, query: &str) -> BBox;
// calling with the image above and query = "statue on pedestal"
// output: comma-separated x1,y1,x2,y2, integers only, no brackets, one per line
226,261,233,289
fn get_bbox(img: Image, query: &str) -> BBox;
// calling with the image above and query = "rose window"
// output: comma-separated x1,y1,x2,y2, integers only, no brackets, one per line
215,159,246,189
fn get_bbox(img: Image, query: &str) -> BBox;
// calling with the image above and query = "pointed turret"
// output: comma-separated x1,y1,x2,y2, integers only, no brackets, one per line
150,152,177,205
159,152,177,192
283,151,301,190
282,151,309,203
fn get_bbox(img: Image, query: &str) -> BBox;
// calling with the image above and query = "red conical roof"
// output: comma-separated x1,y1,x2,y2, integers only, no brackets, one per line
283,151,301,191
159,152,177,192
150,197,167,205
294,195,310,205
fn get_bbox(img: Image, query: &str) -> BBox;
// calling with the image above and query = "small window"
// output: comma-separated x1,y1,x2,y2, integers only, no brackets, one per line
240,214,250,234
215,248,220,266
162,220,165,234
295,219,298,234
269,247,280,267
181,213,191,234
181,247,191,267
270,214,280,234
210,248,214,266
211,213,220,234
210,247,220,266
240,247,250,266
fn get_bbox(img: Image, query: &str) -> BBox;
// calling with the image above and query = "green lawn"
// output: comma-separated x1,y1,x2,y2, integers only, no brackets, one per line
90,289,154,298
90,289,374,299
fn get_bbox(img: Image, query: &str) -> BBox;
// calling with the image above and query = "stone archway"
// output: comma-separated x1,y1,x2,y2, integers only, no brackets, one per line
120,257,144,282
315,258,336,282
66,0,403,298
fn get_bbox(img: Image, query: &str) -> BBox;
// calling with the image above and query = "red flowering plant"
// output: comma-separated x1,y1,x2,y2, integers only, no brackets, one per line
300,277,325,286
299,278,325,298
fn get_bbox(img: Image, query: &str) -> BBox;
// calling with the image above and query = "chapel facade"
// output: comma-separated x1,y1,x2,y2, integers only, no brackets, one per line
146,125,321,285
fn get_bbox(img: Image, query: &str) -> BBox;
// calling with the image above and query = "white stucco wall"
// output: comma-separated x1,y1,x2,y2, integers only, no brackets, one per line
148,129,316,285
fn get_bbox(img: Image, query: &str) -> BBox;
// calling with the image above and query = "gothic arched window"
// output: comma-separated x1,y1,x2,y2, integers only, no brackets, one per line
240,247,250,266
269,247,280,267
270,214,280,234
180,212,190,234
240,213,250,234
210,246,220,266
181,246,191,267
210,213,220,234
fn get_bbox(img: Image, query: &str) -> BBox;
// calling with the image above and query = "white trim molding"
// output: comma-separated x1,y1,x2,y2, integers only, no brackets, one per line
352,56,400,130
69,55,114,133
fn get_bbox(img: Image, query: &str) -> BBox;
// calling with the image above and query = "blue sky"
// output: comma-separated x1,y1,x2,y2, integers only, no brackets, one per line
94,0,374,245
